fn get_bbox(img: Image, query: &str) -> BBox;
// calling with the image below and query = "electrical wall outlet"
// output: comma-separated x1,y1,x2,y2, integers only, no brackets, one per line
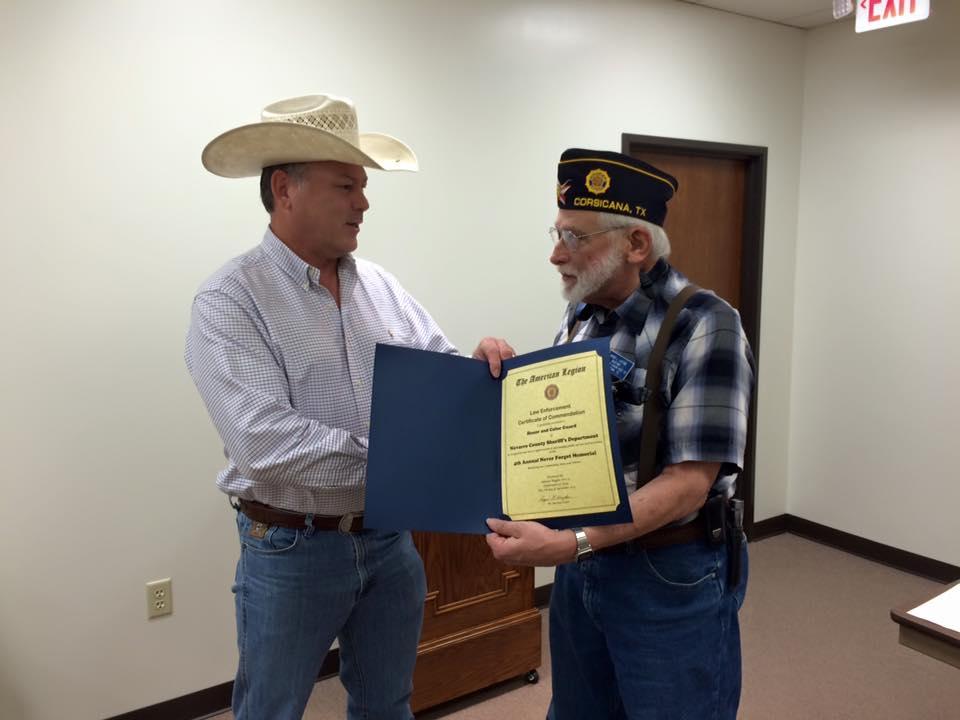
146,578,173,619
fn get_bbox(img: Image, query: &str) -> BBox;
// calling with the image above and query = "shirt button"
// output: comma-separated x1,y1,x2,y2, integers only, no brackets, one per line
302,283,309,290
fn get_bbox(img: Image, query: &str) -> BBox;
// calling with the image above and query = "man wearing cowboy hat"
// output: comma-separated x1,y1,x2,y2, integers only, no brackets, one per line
186,94,512,720
485,149,754,719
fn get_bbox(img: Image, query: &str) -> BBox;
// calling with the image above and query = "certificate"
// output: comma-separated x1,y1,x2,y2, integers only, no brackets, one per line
501,352,619,520
365,337,631,534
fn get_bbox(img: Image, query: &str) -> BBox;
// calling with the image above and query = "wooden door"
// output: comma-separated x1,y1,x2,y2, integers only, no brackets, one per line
623,136,765,532
638,152,745,308
410,533,541,712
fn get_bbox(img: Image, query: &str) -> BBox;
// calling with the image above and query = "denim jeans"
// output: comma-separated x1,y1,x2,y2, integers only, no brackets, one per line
547,536,748,720
232,510,427,720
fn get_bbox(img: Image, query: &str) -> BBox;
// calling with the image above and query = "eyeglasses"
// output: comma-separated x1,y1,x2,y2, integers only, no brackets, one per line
548,225,629,252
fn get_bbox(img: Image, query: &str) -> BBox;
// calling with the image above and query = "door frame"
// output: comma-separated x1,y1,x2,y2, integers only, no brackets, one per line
622,133,766,537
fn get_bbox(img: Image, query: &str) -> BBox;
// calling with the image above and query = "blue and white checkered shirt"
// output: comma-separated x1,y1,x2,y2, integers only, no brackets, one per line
555,259,754,499
185,228,456,514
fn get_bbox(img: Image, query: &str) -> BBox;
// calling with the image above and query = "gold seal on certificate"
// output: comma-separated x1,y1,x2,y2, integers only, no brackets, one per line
501,350,619,520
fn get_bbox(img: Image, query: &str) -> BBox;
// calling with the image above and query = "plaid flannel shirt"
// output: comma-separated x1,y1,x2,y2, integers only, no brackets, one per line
554,259,754,499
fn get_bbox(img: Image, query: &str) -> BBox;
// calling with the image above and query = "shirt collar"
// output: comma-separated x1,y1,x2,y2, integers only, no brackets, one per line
261,227,358,290
261,228,311,287
575,292,636,326
618,259,672,333
639,257,671,298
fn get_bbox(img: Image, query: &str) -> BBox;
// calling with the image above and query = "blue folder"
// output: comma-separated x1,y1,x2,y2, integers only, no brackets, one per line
365,337,631,534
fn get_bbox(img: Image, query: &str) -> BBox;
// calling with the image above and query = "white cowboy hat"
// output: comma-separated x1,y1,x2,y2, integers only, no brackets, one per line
201,94,418,178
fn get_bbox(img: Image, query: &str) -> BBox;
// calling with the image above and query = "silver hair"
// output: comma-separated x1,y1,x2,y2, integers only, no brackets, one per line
595,212,671,261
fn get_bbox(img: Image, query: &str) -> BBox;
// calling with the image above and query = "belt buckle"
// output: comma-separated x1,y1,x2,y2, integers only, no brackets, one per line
338,512,356,533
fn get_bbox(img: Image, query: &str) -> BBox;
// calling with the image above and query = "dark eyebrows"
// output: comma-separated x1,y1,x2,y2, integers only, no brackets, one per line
334,173,368,188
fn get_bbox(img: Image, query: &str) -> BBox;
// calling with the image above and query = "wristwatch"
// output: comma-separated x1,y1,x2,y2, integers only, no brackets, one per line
572,527,593,562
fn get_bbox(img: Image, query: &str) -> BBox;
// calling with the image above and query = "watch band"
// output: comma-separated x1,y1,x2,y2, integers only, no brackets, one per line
573,527,593,562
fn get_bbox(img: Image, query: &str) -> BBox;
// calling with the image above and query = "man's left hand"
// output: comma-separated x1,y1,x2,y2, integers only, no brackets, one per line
472,337,516,377
485,518,576,566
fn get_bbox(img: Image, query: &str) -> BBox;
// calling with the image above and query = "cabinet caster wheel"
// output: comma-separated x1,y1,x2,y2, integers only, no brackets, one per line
525,669,540,684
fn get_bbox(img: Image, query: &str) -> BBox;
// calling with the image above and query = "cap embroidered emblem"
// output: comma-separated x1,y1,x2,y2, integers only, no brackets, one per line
585,169,611,195
557,180,572,205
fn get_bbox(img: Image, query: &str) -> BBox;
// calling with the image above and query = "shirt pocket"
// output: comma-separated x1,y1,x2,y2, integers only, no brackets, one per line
376,322,416,348
384,326,415,345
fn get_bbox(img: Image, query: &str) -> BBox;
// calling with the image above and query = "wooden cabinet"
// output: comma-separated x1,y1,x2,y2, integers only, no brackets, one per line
410,532,542,712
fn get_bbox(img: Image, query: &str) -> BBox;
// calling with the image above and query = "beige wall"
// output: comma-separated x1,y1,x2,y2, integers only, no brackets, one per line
0,1,805,717
789,4,960,564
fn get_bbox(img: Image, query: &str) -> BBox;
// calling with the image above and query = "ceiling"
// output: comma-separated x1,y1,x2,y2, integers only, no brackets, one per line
677,0,851,29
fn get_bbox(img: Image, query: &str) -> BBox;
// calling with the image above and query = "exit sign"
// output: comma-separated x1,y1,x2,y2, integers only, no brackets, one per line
856,0,930,32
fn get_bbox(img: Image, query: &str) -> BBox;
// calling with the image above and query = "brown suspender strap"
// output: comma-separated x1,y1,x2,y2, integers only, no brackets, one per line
635,284,700,490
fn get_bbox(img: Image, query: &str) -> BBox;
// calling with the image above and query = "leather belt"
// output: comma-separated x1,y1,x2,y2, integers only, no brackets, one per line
597,515,706,554
237,498,364,533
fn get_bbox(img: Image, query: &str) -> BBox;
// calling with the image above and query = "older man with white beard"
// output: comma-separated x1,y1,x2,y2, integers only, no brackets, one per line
485,149,755,720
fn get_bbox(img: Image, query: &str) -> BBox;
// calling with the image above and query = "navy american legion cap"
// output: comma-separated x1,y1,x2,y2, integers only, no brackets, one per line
556,148,679,227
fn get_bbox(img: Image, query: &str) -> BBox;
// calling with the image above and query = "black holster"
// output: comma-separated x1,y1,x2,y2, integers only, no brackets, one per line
703,495,744,587
703,495,727,545
726,499,745,587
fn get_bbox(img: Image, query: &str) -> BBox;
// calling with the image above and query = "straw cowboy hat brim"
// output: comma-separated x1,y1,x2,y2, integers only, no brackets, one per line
202,124,417,178
201,94,418,178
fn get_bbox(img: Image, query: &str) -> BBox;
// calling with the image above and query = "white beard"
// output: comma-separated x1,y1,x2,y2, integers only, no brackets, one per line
558,243,624,304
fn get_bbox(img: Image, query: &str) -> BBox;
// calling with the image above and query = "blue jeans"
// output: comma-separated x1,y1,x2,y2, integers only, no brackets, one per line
232,510,427,720
547,536,748,720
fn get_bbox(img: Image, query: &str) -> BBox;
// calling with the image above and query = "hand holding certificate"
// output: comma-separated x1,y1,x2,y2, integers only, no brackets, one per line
365,338,631,534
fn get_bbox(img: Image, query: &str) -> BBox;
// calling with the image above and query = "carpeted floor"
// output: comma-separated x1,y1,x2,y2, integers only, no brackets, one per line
213,533,959,719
